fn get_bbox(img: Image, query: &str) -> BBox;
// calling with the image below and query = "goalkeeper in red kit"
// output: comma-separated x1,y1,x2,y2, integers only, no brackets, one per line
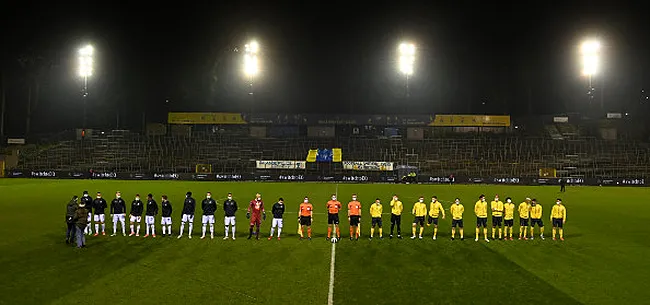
247,193,266,239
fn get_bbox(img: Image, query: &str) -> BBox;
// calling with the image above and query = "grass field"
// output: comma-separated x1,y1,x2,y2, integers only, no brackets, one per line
1,179,649,305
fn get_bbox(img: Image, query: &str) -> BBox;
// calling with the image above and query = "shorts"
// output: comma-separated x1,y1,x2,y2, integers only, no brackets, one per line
504,219,514,227
552,218,564,228
520,218,529,227
250,215,261,226
390,214,401,224
225,216,236,226
272,218,283,228
113,214,126,223
87,212,92,223
129,215,142,223
531,219,544,227
161,217,172,225
145,215,155,225
94,214,106,223
413,216,425,226
349,215,360,226
476,217,488,227
452,219,464,228
328,213,340,225
181,214,195,223
492,216,503,227
202,215,215,224
427,216,439,225
371,217,383,227
300,216,312,226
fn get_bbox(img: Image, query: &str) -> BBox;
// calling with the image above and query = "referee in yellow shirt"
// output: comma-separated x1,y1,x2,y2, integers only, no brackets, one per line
369,198,383,239
503,197,516,240
427,196,445,240
474,194,489,242
550,198,567,241
411,196,427,239
450,198,464,240
490,195,504,240
389,195,403,239
529,199,545,240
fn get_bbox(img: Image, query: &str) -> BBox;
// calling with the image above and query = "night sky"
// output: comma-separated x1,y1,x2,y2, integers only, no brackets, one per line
1,2,649,136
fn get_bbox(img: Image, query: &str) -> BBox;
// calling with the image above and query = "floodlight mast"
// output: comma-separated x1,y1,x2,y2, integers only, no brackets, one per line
580,40,601,109
398,42,415,98
244,41,259,95
78,44,93,129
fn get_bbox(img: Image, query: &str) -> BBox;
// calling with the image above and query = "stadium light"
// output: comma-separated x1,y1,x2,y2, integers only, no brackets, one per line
78,44,94,129
580,39,601,107
398,42,415,98
243,40,260,97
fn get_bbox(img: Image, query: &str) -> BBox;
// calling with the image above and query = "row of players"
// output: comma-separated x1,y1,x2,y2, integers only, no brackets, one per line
69,191,568,242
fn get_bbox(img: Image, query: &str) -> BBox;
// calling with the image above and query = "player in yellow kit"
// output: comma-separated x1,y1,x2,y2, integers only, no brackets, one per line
529,199,545,240
427,196,445,240
411,196,427,239
389,195,403,239
550,198,567,241
518,198,531,240
474,195,489,242
450,198,464,240
490,194,504,240
369,198,383,239
503,197,516,240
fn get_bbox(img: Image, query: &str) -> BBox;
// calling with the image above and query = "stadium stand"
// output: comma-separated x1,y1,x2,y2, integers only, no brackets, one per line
14,128,650,179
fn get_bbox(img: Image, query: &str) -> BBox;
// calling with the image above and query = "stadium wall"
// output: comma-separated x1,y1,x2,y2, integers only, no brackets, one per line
3,169,646,186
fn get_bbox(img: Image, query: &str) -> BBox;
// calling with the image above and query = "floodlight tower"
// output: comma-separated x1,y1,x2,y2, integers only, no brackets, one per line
398,42,415,98
244,40,259,96
78,44,94,129
580,40,600,107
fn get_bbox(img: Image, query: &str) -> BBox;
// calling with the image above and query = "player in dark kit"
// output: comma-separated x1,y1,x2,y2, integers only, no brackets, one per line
129,194,144,236
144,194,158,238
201,192,217,240
178,192,196,239
247,193,266,239
81,191,93,235
223,193,238,240
160,195,173,236
268,198,285,240
110,192,127,236
92,192,108,236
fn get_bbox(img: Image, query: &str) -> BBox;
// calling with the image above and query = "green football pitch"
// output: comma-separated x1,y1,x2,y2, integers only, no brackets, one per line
1,179,649,305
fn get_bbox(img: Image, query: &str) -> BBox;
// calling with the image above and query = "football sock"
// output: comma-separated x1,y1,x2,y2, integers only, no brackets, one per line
552,228,556,238
277,228,282,237
379,228,383,237
209,224,214,236
270,227,275,237
419,227,424,237
452,228,456,238
167,225,172,235
102,224,105,233
113,223,117,234
476,228,480,238
460,229,464,238
483,228,487,239
95,224,99,233
412,227,416,236
162,226,166,235
202,225,207,236
350,227,354,238
356,226,360,237
499,228,502,239
307,227,311,238
492,228,496,239
151,224,155,235
327,227,332,238
136,225,140,235
256,225,260,237
188,223,193,235
249,226,253,238
130,224,134,234
121,221,126,235
370,228,375,237
434,227,438,237
146,225,150,235
180,222,185,235
509,228,513,238
540,227,544,236
559,228,563,238
231,226,235,237
225,226,229,237
336,227,340,238
530,227,534,237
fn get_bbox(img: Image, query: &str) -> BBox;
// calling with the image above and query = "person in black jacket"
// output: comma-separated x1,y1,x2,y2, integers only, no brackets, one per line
201,192,217,239
65,196,79,244
559,178,566,192
81,191,93,235
268,198,285,240
73,200,89,248
92,192,108,236
178,192,196,239
144,194,158,238
110,192,127,236
129,194,144,236
223,193,238,240
160,195,173,236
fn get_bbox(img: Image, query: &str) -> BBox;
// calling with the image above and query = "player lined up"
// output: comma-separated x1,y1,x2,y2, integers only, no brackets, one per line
67,191,567,242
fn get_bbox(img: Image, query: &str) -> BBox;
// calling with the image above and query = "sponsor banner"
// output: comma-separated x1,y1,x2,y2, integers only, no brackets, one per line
215,173,247,181
343,161,394,171
31,170,57,178
153,173,180,180
168,112,247,125
553,117,569,123
256,160,307,169
246,113,433,125
92,172,119,179
429,115,511,127
606,113,622,119
7,138,26,145
341,175,370,182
